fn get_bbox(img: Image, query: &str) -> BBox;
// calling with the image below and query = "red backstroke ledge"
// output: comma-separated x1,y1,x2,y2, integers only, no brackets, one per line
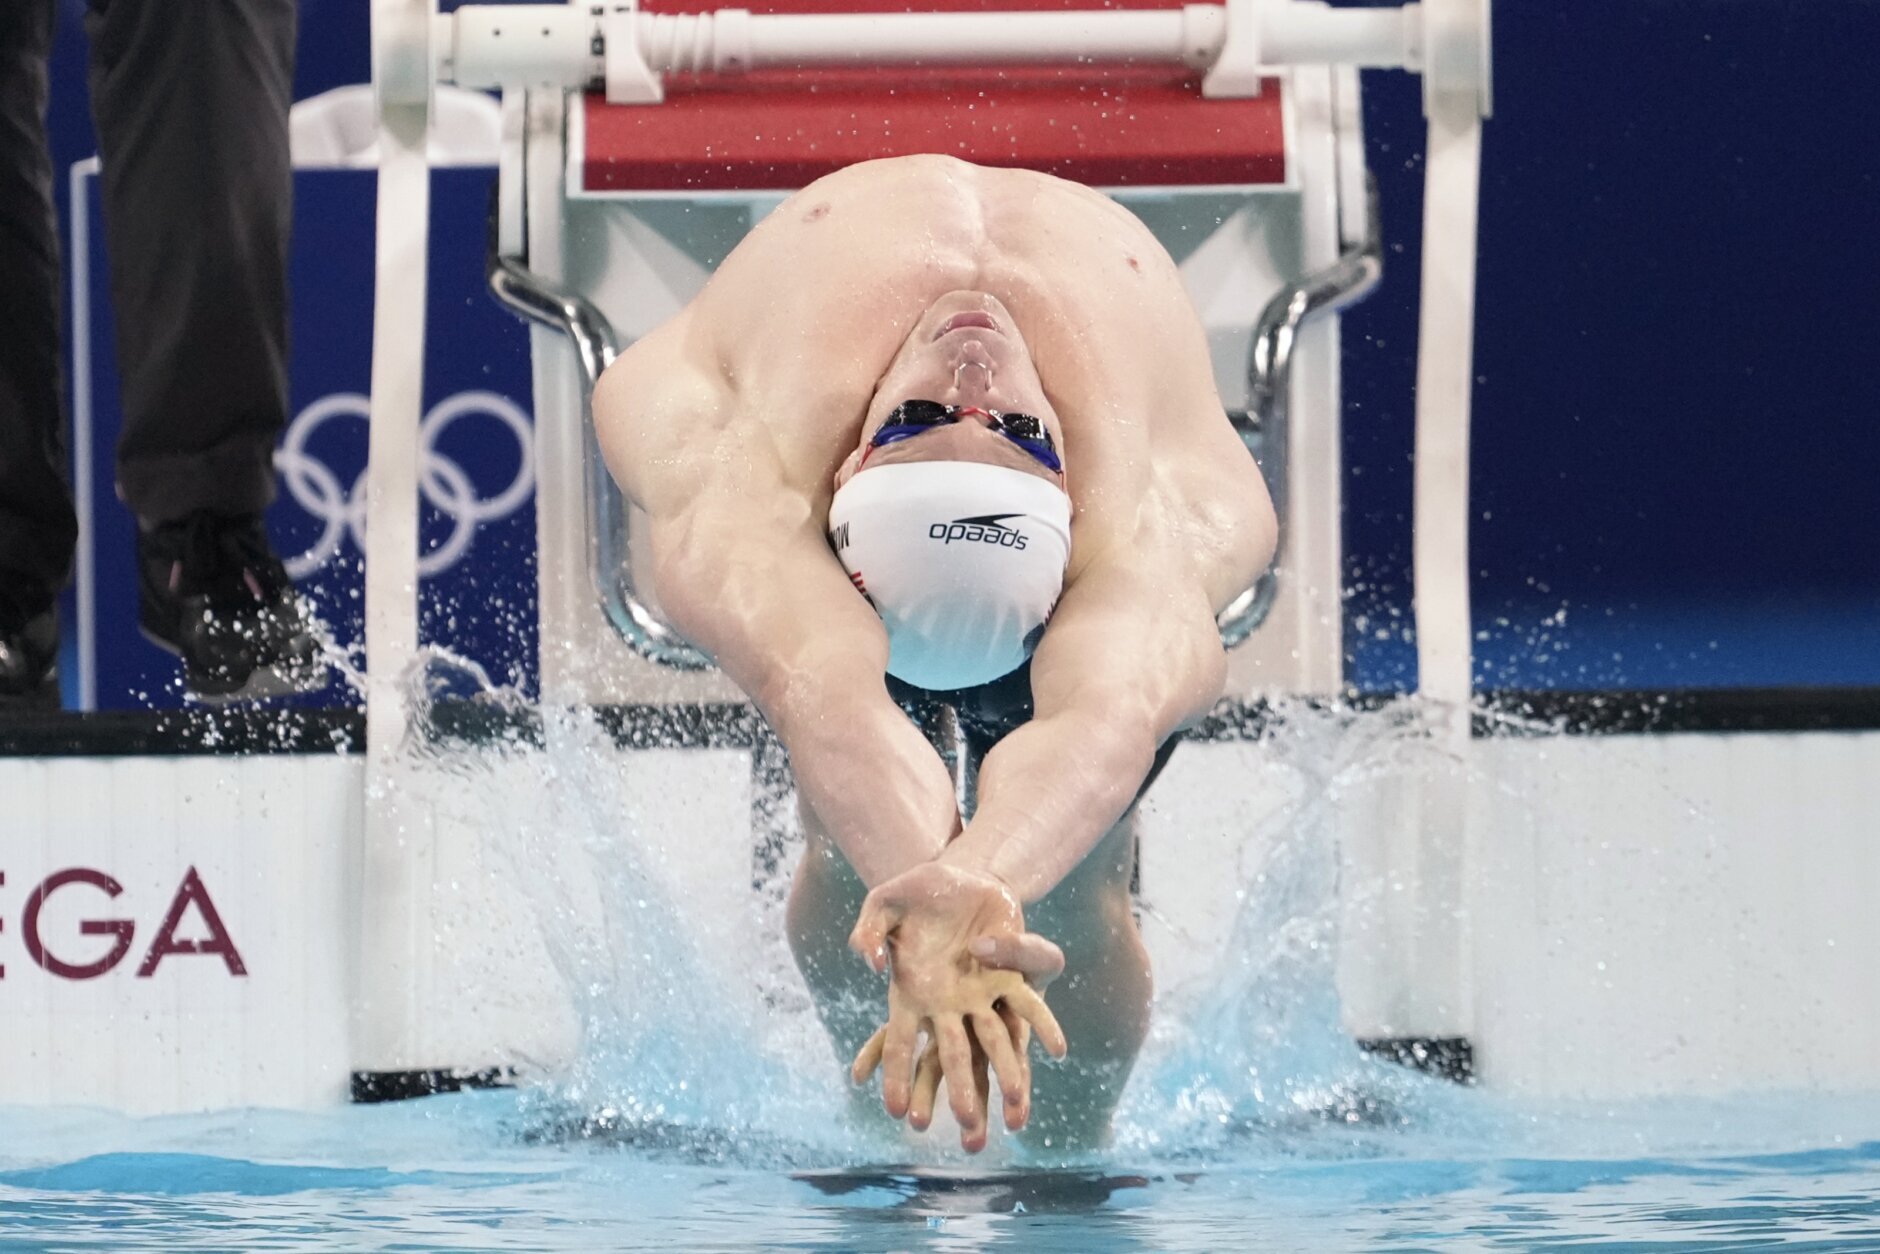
581,0,1286,193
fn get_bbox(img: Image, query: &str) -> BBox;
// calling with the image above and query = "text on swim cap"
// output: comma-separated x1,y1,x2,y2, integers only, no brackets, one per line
928,513,1030,550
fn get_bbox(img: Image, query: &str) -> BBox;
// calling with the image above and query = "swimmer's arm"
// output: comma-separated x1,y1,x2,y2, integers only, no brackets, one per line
651,510,961,885
938,559,1228,904
593,349,958,885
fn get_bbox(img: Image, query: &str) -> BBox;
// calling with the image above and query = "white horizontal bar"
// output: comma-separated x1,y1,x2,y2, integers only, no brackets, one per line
1266,3,1414,69
443,2,1418,93
640,5,1412,72
719,10,1211,70
444,7,598,91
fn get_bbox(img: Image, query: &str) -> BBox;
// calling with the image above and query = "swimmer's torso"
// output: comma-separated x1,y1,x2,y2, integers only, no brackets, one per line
604,155,1266,600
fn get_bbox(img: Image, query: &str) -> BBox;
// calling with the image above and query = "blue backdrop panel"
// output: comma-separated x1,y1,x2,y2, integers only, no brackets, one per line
74,166,538,710
48,0,1880,702
1342,0,1880,693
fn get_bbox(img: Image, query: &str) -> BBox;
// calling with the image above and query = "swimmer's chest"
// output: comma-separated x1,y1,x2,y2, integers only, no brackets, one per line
716,192,1156,431
729,173,1145,356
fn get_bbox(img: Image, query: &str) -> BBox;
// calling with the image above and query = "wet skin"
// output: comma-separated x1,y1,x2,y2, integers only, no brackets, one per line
594,155,1277,1154
788,797,1152,1150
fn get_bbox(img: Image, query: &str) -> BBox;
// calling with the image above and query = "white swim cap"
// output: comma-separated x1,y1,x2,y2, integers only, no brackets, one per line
828,461,1072,691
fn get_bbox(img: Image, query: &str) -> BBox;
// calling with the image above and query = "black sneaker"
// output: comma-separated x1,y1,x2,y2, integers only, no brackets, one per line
137,511,328,701
0,606,59,708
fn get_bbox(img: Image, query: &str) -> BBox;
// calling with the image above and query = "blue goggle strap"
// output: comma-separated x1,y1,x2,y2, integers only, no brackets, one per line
869,422,1062,473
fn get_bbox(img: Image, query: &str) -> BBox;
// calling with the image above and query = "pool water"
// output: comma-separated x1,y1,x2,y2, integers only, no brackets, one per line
4,1090,1879,1250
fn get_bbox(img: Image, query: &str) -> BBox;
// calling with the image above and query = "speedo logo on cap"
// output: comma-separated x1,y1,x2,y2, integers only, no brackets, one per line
928,513,1029,550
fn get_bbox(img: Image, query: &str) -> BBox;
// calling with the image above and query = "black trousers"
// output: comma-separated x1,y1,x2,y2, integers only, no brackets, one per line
0,0,295,625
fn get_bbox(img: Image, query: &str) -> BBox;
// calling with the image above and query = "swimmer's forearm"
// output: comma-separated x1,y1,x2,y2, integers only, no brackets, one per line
771,685,960,886
939,714,1158,903
648,511,959,883
944,567,1227,902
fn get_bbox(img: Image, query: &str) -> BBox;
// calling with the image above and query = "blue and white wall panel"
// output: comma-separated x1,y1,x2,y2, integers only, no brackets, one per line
0,757,357,1112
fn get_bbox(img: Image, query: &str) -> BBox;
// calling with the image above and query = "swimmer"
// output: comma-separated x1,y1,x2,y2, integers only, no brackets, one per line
593,155,1276,1151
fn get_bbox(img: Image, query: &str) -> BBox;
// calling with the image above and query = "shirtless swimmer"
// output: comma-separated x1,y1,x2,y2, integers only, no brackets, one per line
593,154,1276,1151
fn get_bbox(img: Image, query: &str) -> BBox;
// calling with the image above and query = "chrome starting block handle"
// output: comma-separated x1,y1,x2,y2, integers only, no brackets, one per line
485,245,715,671
1217,177,1382,648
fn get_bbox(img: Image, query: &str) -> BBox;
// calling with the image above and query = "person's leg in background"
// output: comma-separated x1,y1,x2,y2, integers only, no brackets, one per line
0,0,74,705
87,0,323,699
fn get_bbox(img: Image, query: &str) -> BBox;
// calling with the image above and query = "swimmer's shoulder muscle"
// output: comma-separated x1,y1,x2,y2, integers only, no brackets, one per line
590,308,862,678
592,311,740,518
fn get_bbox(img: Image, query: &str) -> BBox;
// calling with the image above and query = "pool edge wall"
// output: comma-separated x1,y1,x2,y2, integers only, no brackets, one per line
2,705,1877,1112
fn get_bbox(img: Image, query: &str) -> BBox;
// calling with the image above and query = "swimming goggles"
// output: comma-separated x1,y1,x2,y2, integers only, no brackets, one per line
867,400,1063,474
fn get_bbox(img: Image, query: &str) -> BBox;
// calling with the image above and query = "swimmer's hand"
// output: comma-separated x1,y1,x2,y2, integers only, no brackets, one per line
847,863,1068,1151
847,864,1068,990
853,991,1047,1147
855,1002,1034,1144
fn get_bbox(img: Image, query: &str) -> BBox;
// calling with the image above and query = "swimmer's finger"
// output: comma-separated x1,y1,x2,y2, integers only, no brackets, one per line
934,1018,986,1151
850,1025,887,1086
880,1013,920,1119
968,932,1066,988
1003,985,1069,1060
908,1045,942,1132
971,1009,1028,1129
847,897,903,974
972,1037,992,1141
997,1002,1033,1118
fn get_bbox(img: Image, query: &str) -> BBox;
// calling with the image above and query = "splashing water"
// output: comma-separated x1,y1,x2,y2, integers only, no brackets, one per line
1116,698,1473,1165
372,665,1495,1171
339,664,1878,1186
11,670,1880,1247
439,697,881,1169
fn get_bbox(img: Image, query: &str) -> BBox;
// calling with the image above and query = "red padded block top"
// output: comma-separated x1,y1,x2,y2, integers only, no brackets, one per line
579,0,1286,194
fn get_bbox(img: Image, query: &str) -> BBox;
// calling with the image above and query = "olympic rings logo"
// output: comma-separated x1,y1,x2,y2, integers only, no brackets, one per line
273,390,534,580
